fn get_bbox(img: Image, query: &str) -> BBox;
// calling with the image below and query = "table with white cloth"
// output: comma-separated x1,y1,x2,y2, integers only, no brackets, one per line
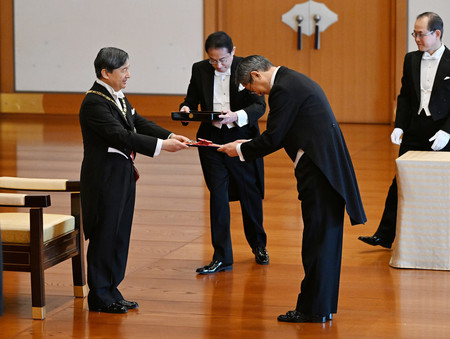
389,151,450,270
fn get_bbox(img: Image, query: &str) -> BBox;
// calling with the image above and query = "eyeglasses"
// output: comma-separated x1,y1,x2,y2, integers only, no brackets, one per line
411,30,435,39
208,54,231,65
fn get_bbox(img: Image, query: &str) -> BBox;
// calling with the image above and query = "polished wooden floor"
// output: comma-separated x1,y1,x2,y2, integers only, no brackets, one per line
0,115,449,338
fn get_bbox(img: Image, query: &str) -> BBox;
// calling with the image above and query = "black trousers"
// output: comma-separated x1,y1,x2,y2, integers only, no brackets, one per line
198,127,266,264
87,155,136,307
294,154,345,316
375,110,449,243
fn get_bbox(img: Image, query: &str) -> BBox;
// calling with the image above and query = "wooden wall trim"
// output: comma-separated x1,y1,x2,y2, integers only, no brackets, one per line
1,93,45,114
0,92,185,117
0,93,186,117
394,0,408,123
204,0,217,38
0,0,14,93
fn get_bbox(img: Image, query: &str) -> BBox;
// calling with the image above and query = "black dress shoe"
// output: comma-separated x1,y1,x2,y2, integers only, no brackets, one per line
277,310,332,323
358,235,392,248
196,260,233,274
89,302,128,314
253,247,269,265
117,299,139,309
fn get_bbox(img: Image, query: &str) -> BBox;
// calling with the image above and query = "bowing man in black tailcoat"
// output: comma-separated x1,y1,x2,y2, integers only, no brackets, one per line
219,55,366,323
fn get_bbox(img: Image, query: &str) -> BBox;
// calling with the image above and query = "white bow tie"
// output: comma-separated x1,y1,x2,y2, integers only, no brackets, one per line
112,90,124,99
215,69,231,76
422,52,440,61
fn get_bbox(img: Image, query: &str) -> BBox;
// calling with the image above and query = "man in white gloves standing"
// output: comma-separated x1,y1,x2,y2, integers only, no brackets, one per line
359,11,450,249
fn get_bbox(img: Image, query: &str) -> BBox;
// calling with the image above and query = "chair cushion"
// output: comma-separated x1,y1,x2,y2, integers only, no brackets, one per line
0,213,75,243
0,177,68,191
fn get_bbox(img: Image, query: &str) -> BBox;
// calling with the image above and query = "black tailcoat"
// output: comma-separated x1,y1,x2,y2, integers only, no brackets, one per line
375,47,450,242
79,81,172,307
180,56,267,263
241,67,366,315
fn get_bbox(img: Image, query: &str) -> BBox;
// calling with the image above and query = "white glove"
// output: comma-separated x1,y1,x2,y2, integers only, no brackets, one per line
390,128,403,145
429,130,450,151
218,111,238,124
180,106,190,113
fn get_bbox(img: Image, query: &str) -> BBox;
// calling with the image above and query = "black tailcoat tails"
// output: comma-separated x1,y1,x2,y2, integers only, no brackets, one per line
241,67,366,316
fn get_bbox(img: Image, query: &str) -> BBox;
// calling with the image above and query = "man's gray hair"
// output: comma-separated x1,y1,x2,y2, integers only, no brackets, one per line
235,55,274,86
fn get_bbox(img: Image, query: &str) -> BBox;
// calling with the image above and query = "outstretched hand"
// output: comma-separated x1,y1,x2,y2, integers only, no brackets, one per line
218,139,248,157
170,134,190,143
162,135,190,152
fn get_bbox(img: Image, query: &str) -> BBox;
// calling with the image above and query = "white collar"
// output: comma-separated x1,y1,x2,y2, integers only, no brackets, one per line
422,44,445,60
215,68,231,76
270,66,281,89
96,79,124,99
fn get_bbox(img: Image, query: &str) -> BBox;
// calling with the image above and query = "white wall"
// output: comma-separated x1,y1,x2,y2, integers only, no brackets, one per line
14,0,203,94
408,0,450,52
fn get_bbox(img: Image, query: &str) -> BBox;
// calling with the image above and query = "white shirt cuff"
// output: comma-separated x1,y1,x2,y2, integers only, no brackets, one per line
235,109,248,127
237,143,246,162
294,149,304,168
154,139,163,157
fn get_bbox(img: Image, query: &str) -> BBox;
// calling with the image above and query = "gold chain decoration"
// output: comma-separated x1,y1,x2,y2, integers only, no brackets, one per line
86,90,127,118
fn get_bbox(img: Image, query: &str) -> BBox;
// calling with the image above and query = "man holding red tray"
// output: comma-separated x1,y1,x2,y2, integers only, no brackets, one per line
179,31,268,274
